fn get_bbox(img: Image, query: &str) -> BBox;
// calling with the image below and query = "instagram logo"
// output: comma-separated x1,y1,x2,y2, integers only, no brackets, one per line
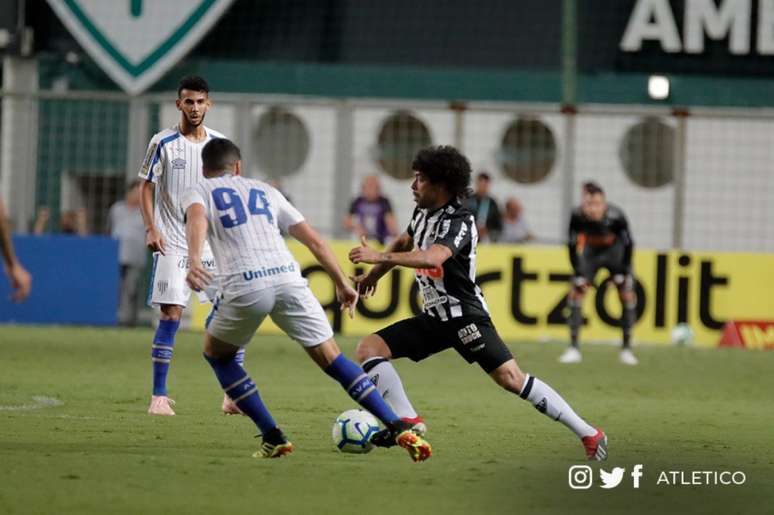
568,465,594,489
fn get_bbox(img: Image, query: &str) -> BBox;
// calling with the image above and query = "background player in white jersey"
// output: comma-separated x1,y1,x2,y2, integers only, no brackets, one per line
138,76,238,416
181,138,431,461
349,146,608,460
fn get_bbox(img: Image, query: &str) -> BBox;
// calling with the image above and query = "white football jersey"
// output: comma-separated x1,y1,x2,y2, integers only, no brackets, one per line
138,124,226,254
181,174,306,299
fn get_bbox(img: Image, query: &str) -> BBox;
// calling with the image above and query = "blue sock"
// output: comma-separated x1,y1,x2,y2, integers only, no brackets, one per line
325,354,399,425
151,320,180,396
235,347,246,367
203,353,276,435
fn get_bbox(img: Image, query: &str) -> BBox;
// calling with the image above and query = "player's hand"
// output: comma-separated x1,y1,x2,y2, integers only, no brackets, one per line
336,283,359,319
186,262,212,292
348,236,383,265
5,262,31,302
350,273,378,299
145,226,166,255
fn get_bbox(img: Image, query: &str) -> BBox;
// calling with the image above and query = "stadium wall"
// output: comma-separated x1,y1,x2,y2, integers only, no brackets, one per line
0,235,118,325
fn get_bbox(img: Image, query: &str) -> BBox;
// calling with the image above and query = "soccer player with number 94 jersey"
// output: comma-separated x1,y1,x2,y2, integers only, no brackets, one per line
180,138,431,460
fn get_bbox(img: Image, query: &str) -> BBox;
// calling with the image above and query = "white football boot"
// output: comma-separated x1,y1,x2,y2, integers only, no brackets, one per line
558,346,582,364
619,348,639,366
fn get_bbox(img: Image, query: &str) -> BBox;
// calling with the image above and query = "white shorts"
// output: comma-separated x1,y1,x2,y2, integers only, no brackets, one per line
205,282,334,348
147,252,217,307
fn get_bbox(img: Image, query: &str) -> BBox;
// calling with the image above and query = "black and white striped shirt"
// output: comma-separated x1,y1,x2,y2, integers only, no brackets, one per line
407,200,489,321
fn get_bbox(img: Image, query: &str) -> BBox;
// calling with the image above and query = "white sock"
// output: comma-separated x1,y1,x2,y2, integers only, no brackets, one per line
520,374,596,438
362,357,418,419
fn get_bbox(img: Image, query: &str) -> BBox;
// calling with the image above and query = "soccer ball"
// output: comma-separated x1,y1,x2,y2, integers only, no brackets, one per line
332,409,380,454
671,323,695,346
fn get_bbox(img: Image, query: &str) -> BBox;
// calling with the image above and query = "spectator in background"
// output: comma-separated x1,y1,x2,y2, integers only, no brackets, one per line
32,207,50,235
108,180,147,326
343,175,398,245
464,172,502,242
33,206,89,235
500,197,535,244
0,199,32,302
60,208,89,235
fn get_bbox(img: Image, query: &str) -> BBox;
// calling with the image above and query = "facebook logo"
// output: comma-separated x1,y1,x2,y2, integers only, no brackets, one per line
631,464,643,488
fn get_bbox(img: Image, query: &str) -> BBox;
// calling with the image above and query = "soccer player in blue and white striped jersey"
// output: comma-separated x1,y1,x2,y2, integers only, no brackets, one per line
181,138,431,460
138,75,238,416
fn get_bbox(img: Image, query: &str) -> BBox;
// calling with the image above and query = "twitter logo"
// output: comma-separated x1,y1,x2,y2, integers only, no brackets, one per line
599,467,626,489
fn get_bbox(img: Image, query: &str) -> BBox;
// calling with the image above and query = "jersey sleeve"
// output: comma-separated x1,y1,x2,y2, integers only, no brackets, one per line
138,135,165,184
433,211,473,256
272,188,304,232
181,185,208,216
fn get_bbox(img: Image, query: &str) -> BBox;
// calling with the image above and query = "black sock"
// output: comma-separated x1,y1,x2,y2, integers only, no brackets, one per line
621,301,636,349
568,301,582,348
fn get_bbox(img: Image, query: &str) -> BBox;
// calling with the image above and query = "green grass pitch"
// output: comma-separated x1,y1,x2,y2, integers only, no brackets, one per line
1,326,772,515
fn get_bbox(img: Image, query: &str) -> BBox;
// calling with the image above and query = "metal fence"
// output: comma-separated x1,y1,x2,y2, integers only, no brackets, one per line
2,88,773,253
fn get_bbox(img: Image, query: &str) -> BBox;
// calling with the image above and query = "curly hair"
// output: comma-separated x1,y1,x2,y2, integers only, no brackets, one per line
411,145,472,199
177,75,209,97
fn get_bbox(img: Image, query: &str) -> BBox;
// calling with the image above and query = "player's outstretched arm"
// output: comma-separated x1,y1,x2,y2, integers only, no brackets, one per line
348,232,413,298
184,203,212,291
351,232,413,278
349,236,451,270
288,221,358,317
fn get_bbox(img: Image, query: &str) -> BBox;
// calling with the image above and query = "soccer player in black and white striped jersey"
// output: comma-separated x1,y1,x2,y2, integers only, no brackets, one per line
349,146,608,460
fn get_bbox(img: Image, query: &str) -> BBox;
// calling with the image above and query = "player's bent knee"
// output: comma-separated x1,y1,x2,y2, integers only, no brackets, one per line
160,304,184,321
568,289,585,302
489,360,526,394
305,338,341,369
204,333,239,361
355,334,391,364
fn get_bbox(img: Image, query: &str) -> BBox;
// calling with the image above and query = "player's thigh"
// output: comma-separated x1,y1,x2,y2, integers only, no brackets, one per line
375,314,450,362
449,317,514,374
148,252,218,307
270,282,334,348
206,290,275,347
576,253,602,285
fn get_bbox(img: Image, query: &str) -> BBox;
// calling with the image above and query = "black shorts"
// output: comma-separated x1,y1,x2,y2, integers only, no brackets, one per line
576,244,632,286
375,314,513,373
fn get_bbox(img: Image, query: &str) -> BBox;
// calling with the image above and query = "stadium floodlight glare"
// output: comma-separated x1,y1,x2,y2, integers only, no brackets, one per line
648,75,670,100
